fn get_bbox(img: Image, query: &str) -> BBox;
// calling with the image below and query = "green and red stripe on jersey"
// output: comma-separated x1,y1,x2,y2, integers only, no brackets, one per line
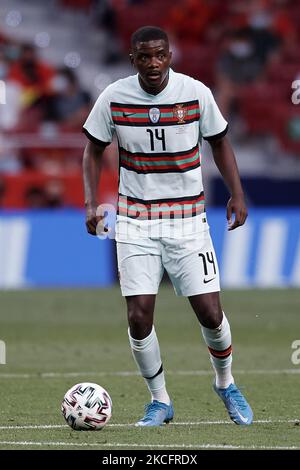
111,100,200,127
208,345,232,359
119,144,200,174
117,192,205,220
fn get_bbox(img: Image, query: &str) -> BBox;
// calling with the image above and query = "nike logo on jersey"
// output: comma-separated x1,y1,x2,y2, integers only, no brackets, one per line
203,277,216,284
123,112,136,117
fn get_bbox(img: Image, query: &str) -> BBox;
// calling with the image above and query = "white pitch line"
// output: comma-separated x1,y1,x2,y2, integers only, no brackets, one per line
0,440,300,450
0,425,68,430
1,369,300,379
0,419,299,430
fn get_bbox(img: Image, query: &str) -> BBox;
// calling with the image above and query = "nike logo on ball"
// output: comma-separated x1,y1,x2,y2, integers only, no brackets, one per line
123,112,135,117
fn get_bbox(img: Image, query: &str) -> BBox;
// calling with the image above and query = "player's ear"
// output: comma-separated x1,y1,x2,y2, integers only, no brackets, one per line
129,53,134,66
169,51,173,63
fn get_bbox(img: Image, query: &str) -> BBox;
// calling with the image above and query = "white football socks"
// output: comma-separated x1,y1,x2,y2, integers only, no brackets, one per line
128,326,170,405
201,313,234,389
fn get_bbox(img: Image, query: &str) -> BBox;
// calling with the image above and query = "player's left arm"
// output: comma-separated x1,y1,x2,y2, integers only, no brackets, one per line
209,136,247,231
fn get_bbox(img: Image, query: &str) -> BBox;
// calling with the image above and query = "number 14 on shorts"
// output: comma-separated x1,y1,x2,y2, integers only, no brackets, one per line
199,251,216,283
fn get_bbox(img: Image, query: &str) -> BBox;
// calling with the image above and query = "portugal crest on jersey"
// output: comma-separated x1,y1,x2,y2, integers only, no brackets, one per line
173,104,187,124
149,107,160,123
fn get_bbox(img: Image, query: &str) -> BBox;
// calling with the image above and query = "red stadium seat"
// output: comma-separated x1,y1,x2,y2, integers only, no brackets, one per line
114,0,178,49
239,83,287,135
1,170,117,209
175,44,218,87
59,0,92,10
267,61,300,89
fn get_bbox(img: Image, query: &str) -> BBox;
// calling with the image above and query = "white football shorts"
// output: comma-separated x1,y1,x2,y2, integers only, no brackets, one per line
116,230,220,297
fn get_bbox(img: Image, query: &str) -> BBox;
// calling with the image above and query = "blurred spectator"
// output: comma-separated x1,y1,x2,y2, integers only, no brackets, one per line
93,0,123,64
46,67,91,129
0,49,22,130
247,12,281,64
24,180,64,208
44,179,64,208
9,43,54,113
216,29,262,118
229,0,296,59
25,186,48,208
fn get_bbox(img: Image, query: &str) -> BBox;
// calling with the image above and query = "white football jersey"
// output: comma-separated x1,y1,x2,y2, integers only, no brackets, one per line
83,69,227,239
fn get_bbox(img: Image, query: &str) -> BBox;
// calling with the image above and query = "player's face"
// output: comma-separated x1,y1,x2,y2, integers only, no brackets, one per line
130,39,172,95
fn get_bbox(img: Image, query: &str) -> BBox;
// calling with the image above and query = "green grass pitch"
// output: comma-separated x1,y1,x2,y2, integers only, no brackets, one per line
0,286,299,450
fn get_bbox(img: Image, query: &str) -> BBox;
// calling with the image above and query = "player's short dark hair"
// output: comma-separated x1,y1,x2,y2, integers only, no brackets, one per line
131,26,169,49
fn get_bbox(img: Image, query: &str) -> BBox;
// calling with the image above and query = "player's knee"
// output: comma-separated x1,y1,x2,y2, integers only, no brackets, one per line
127,306,145,326
196,302,222,329
202,307,222,329
200,305,223,329
190,293,223,329
127,303,152,337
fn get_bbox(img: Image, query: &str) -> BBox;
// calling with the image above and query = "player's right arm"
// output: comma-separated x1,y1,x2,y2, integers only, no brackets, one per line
83,140,108,236
82,85,114,235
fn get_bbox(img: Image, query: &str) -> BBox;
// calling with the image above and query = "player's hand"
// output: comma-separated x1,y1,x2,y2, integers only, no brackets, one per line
85,206,109,236
226,194,248,231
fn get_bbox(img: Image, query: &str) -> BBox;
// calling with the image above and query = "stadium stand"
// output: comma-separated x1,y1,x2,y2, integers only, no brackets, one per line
0,0,300,209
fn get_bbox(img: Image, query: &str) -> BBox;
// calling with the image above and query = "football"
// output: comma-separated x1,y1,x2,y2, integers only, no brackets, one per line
61,382,112,430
